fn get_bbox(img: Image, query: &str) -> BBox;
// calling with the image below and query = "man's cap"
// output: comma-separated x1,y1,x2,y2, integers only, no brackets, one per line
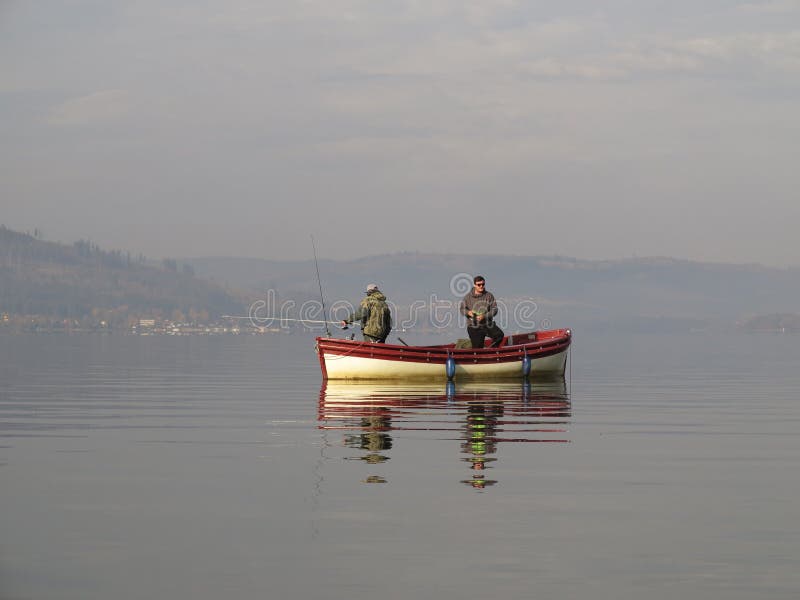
366,283,379,292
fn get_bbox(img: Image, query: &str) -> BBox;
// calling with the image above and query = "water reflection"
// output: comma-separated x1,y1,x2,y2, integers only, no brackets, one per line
318,380,571,490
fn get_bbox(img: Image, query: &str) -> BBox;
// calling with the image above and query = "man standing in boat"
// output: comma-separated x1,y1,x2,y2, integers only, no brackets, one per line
459,275,504,348
340,283,392,343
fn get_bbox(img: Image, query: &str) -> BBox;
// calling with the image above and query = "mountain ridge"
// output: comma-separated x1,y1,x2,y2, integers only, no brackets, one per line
2,223,797,333
184,252,800,332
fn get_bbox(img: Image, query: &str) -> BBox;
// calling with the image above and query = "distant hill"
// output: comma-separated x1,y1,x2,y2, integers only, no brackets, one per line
0,225,246,328
186,253,800,333
4,222,797,334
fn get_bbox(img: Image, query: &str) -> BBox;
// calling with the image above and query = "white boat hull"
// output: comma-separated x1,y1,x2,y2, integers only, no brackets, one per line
322,347,568,380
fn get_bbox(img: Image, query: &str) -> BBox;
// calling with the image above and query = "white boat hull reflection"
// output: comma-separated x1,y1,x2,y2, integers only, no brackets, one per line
318,380,571,489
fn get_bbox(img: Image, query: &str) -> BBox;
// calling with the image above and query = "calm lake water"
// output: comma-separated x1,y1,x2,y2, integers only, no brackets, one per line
1,331,799,600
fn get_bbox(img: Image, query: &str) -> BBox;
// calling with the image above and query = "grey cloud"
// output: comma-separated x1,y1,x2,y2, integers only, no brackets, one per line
1,0,799,265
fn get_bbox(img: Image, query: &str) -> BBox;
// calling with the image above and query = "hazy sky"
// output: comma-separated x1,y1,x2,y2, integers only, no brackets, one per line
2,1,799,265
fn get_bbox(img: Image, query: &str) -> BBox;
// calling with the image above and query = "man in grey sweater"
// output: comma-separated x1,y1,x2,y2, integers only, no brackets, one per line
459,275,504,348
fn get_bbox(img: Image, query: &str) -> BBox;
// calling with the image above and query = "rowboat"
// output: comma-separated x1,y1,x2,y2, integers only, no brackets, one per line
315,328,571,381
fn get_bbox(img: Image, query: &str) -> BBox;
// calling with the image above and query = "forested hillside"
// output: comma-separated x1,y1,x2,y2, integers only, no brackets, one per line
0,225,245,329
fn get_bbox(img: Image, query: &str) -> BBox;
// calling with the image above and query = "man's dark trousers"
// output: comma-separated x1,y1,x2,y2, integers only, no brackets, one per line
467,322,504,348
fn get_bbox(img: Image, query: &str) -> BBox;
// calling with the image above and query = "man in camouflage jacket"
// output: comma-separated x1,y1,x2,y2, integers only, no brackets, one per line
341,283,392,343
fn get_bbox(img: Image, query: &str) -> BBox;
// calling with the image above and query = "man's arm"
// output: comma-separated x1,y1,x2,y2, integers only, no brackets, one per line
341,305,366,325
487,293,499,319
460,295,472,317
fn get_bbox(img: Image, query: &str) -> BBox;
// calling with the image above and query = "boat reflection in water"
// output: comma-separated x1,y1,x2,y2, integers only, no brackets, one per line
318,379,570,490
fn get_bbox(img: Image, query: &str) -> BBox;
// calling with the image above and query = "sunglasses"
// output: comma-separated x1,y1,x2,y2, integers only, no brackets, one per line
474,282,485,286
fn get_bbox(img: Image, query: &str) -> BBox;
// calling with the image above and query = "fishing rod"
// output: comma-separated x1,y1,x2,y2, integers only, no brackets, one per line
311,235,331,337
221,315,407,335
221,315,350,329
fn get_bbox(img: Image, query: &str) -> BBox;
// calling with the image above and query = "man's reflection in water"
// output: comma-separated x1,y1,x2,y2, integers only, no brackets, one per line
318,380,570,489
343,410,392,483
460,403,501,489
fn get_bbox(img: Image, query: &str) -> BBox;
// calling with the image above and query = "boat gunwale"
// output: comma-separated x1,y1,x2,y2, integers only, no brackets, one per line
316,328,571,365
